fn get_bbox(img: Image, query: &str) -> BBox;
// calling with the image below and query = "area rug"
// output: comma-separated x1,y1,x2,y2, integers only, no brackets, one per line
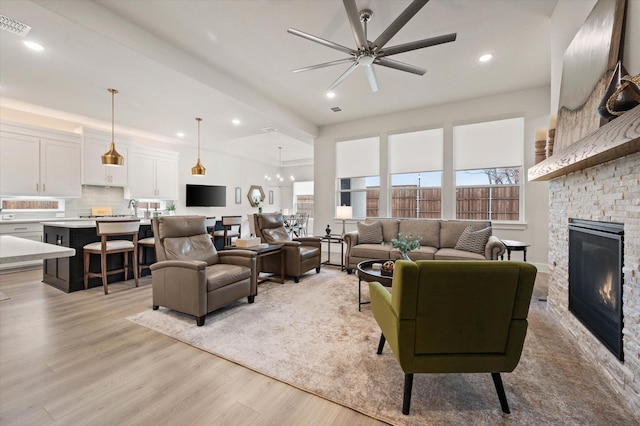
128,269,636,425
0,291,10,301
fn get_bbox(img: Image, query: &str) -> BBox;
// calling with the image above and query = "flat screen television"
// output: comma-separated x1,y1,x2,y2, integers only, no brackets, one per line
186,184,226,207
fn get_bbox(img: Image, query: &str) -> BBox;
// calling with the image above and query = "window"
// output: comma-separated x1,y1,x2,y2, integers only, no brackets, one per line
389,128,443,218
453,117,524,221
336,137,379,218
293,181,313,216
1,199,65,212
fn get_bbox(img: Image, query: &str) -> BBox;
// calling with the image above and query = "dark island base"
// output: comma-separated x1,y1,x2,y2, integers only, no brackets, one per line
43,224,153,293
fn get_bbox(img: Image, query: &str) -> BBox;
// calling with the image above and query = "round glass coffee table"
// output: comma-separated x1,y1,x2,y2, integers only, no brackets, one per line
356,259,394,311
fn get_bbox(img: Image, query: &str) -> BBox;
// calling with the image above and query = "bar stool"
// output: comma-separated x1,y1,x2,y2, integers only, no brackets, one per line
84,219,140,294
138,236,156,276
213,216,242,247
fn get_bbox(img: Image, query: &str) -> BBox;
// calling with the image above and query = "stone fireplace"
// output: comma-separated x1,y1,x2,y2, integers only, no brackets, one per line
547,150,640,412
568,219,624,361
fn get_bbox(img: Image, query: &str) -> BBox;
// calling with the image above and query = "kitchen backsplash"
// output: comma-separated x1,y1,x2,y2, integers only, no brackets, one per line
66,185,132,217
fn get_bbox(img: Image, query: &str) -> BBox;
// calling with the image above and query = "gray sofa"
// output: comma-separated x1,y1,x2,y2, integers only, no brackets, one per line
344,219,505,273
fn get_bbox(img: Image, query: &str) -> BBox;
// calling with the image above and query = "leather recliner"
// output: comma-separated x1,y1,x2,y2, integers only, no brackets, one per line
150,215,257,326
369,260,537,415
253,213,321,282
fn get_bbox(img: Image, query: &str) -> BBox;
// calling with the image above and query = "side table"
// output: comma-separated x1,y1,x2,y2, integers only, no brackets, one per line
500,239,530,261
356,259,393,311
225,243,284,284
321,234,344,270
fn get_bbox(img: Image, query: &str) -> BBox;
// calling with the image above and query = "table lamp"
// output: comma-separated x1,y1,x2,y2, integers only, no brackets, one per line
336,206,353,236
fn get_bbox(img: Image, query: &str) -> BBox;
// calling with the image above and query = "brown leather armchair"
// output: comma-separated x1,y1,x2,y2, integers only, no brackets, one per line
253,213,321,282
150,215,257,326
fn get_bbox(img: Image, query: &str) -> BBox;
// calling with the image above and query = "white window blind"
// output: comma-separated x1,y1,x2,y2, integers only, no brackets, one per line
336,137,379,178
453,117,524,170
293,181,313,195
389,128,443,174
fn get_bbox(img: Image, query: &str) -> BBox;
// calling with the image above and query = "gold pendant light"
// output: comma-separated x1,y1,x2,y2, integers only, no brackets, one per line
101,88,124,167
191,117,206,176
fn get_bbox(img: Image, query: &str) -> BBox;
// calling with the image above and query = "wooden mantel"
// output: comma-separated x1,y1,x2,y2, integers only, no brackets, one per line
528,105,640,181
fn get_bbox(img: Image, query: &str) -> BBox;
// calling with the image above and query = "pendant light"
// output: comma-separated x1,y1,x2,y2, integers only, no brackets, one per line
191,117,206,176
101,88,125,167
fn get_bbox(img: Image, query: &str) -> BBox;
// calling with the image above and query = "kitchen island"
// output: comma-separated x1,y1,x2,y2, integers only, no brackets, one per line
42,220,153,292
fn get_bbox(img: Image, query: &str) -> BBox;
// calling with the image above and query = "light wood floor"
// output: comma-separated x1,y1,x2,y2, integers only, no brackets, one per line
0,268,386,425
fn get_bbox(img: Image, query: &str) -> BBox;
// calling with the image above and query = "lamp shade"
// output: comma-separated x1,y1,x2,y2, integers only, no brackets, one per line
336,206,353,219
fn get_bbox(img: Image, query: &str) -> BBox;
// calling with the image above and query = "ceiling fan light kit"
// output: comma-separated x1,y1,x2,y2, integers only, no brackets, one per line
288,0,456,93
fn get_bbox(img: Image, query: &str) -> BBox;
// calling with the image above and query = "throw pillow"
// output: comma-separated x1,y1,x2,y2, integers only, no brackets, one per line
454,225,491,255
357,221,384,244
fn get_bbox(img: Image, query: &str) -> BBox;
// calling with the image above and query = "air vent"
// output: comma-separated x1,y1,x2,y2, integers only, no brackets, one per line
261,126,278,133
330,107,342,112
0,14,31,37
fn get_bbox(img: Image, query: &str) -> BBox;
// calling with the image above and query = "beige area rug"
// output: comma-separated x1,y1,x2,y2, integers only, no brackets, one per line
128,268,636,425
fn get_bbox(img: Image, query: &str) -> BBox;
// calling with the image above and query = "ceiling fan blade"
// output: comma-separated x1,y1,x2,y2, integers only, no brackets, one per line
376,57,426,75
364,65,379,92
343,0,367,50
372,0,429,51
293,58,356,73
327,62,360,91
379,33,457,57
287,28,355,56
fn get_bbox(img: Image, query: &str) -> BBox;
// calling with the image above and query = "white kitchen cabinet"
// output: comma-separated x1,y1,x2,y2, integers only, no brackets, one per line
82,139,129,186
127,149,179,200
0,123,82,197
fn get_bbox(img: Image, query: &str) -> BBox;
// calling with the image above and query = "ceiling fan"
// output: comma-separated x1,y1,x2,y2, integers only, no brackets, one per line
287,0,457,93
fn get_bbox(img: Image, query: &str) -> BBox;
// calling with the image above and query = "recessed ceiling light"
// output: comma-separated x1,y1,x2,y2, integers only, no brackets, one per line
478,53,492,63
232,118,241,126
176,132,185,138
23,40,44,51
326,91,336,99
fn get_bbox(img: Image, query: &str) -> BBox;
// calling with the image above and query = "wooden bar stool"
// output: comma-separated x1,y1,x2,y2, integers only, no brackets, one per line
138,236,156,276
213,216,242,247
83,219,140,294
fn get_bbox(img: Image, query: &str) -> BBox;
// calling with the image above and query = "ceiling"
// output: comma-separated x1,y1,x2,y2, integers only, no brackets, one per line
0,0,557,166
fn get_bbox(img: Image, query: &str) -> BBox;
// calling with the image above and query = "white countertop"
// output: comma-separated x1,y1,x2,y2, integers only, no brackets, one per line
0,235,75,264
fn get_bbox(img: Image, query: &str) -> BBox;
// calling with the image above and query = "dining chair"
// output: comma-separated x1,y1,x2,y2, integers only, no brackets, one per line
83,219,140,294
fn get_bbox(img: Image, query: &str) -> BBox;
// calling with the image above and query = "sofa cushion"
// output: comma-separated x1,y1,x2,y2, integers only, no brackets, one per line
435,248,486,260
440,220,491,248
399,219,440,248
455,225,492,255
206,263,251,291
164,234,218,265
393,246,437,261
262,227,292,244
358,221,384,244
352,243,394,260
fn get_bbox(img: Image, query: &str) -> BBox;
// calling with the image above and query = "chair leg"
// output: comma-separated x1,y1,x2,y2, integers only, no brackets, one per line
84,251,90,290
377,333,386,354
101,252,108,295
132,249,139,287
402,373,414,415
491,372,511,414
123,252,129,282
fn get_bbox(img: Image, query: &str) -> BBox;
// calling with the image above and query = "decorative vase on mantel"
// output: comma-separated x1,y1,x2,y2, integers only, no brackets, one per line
325,225,331,236
258,207,263,213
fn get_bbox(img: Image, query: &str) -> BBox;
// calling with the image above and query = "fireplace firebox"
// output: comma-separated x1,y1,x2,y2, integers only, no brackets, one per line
568,219,624,361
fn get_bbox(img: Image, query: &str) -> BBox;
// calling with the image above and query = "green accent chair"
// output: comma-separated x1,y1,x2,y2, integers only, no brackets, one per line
369,260,537,415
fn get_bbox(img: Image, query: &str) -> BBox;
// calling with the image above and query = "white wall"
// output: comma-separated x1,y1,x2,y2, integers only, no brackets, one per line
314,86,551,269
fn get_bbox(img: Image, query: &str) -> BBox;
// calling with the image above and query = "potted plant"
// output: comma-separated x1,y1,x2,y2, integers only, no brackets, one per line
165,203,176,215
389,232,422,260
253,196,262,213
